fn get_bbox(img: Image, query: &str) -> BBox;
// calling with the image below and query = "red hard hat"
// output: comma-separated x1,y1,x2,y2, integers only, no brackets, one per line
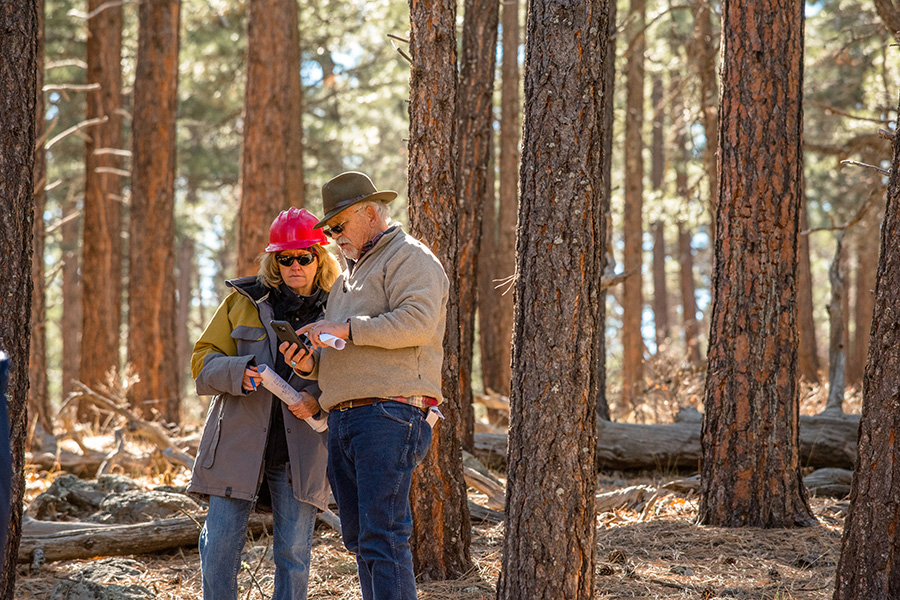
265,207,329,252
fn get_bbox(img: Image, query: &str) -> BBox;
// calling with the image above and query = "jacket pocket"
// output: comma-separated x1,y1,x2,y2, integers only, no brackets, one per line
200,397,226,469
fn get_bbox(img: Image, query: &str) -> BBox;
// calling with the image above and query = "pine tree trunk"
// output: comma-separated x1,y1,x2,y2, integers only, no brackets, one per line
677,223,701,363
407,0,472,579
797,196,821,383
652,221,669,349
847,213,878,386
80,0,123,414
621,0,646,415
0,0,36,588
825,233,847,414
691,0,719,240
699,0,815,529
596,0,616,423
237,0,304,276
127,0,181,422
457,0,499,450
29,0,52,436
484,0,520,399
175,235,195,398
61,192,82,403
650,76,665,191
833,98,900,600
497,1,608,597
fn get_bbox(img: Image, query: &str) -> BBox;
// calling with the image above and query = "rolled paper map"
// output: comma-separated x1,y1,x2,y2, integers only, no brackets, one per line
319,333,346,350
257,365,328,432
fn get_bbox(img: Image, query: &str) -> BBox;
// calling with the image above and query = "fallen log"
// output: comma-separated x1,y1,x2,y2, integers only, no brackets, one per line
473,413,861,472
804,467,853,498
19,513,273,564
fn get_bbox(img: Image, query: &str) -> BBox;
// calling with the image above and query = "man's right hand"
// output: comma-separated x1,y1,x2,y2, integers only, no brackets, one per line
279,341,314,374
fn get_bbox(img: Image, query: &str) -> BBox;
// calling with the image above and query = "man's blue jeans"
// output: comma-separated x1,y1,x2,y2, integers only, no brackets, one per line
199,462,318,600
328,401,433,600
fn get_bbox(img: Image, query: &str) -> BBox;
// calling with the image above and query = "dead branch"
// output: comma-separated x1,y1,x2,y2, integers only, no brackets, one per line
879,128,897,140
601,266,640,290
387,33,409,43
43,83,101,93
840,159,890,176
68,0,132,20
46,116,108,150
807,101,892,125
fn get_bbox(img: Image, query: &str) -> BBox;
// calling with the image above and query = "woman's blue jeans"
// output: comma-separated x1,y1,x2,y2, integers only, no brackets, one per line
327,401,433,600
199,462,318,600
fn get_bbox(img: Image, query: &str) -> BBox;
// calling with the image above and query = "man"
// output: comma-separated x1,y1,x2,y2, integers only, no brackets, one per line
281,171,448,600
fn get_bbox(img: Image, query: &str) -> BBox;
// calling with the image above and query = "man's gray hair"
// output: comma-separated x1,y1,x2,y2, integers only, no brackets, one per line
362,200,391,225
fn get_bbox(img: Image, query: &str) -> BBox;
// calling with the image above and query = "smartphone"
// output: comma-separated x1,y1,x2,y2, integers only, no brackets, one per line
270,320,311,351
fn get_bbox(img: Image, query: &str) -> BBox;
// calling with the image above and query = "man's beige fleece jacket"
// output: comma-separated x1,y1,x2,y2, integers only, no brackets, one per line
304,226,449,411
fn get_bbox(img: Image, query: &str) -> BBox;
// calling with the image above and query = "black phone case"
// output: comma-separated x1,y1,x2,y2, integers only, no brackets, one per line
270,320,310,350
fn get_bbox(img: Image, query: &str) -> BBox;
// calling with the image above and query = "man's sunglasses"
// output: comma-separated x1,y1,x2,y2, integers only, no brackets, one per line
275,253,317,267
323,206,364,238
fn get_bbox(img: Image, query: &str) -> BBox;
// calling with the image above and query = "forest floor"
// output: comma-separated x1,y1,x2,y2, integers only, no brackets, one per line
13,472,847,600
14,376,855,599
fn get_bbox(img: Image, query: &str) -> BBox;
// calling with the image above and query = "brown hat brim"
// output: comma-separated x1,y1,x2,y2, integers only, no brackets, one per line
314,190,398,228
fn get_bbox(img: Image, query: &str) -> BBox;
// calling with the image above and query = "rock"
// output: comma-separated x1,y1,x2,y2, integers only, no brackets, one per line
50,558,152,600
89,490,201,524
670,565,694,576
26,475,141,521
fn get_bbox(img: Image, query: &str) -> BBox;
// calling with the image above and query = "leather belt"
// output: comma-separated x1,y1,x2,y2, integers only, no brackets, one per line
332,398,430,412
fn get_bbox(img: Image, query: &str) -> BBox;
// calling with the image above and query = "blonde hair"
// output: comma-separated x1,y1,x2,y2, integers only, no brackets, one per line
257,242,341,292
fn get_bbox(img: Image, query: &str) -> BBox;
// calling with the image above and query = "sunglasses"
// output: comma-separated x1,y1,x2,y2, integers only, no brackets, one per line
323,206,364,238
275,252,317,267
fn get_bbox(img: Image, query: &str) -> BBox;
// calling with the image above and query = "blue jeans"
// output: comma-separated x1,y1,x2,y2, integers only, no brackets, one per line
328,401,433,600
199,463,318,600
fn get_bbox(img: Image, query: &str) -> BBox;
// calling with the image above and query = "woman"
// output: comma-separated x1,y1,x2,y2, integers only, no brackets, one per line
188,207,340,600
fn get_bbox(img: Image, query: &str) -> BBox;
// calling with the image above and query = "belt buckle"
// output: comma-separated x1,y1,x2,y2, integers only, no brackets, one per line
338,402,350,412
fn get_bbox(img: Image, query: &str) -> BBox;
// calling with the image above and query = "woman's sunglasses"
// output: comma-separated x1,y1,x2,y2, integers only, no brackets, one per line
276,253,317,267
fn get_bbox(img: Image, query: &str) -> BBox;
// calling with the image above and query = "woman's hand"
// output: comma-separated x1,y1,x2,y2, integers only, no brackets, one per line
288,391,320,420
279,341,314,373
242,365,262,392
297,320,350,349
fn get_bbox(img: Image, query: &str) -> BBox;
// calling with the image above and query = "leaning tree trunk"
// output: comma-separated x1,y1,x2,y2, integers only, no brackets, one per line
497,0,609,598
692,0,719,241
699,0,815,529
127,0,181,422
29,0,52,436
457,0,499,450
0,0,36,589
237,0,304,277
824,232,847,414
407,0,472,580
833,99,900,600
621,0,646,416
80,0,124,417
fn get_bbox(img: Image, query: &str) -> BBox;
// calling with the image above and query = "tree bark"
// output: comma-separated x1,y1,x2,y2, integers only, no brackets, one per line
237,0,304,277
80,0,124,417
0,0,37,589
797,197,821,383
407,0,472,580
175,234,195,398
691,0,719,240
677,223,701,363
457,0,499,451
480,0,520,400
61,191,82,404
833,102,900,600
29,0,52,436
497,0,609,597
652,221,669,349
650,75,665,192
621,0,646,416
825,232,847,414
873,0,900,42
699,0,815,529
127,0,181,422
596,0,616,423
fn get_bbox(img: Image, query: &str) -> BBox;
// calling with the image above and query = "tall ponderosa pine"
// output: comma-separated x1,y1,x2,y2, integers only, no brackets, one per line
797,196,821,382
127,0,181,421
497,0,609,597
237,0,304,276
833,104,900,600
80,0,123,410
621,0,645,415
407,0,472,579
30,0,52,434
691,0,719,239
457,0,499,449
0,0,37,589
699,0,815,528
479,0,519,400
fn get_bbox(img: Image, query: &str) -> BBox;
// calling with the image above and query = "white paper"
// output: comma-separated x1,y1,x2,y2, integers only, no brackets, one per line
319,333,346,350
257,365,328,432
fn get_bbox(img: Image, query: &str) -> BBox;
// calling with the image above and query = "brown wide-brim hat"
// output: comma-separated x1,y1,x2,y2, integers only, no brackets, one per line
315,171,398,228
